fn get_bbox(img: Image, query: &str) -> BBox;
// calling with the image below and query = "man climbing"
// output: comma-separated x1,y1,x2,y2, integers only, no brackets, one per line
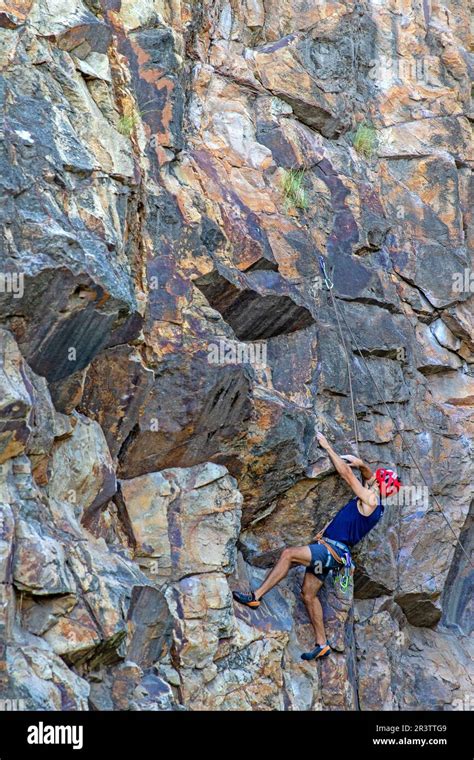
232,432,401,661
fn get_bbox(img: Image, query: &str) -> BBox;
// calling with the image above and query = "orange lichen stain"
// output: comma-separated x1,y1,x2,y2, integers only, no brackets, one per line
154,143,170,166
448,396,474,407
180,4,193,24
0,435,24,464
96,291,111,308
173,189,197,223
3,0,34,22
32,456,50,487
140,67,167,85
157,78,174,129
78,209,105,238
374,418,393,439
129,38,151,68
441,48,467,78
55,617,100,647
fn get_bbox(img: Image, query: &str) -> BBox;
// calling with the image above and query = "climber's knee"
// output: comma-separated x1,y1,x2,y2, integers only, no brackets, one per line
302,572,323,601
281,545,312,565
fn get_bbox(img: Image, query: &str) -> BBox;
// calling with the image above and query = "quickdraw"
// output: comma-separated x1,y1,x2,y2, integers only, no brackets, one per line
319,255,334,290
332,550,355,593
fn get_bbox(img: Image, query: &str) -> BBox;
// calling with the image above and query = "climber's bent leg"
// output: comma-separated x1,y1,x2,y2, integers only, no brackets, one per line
299,561,331,661
232,545,312,609
301,572,327,648
254,545,312,601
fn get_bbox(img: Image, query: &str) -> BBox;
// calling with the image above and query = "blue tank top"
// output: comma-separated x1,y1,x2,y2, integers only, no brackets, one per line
323,496,384,547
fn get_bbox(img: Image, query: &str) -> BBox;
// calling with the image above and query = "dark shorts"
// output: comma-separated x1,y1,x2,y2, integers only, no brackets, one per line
306,541,349,581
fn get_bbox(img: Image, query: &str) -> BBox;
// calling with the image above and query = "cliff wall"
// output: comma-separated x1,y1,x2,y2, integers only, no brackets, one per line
0,0,472,710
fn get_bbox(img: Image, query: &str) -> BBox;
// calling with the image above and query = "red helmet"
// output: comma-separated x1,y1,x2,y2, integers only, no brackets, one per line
375,468,401,498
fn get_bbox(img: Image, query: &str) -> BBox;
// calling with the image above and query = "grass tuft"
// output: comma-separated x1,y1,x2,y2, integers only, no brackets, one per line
281,168,309,210
352,122,378,158
117,112,138,136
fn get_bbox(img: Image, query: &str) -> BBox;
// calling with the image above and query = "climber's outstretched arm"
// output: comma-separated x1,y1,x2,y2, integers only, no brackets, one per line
316,433,377,509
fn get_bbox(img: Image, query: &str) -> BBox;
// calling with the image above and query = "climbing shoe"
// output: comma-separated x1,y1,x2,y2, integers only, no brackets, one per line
232,590,261,608
301,641,331,661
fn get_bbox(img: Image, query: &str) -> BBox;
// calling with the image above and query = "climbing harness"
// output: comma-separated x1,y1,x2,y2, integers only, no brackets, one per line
318,255,474,594
316,533,355,593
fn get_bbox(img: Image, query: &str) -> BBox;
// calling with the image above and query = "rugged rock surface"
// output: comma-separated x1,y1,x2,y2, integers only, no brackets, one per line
0,0,472,710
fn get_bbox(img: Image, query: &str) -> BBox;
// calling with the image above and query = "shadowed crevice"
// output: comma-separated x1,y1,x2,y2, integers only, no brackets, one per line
194,266,315,340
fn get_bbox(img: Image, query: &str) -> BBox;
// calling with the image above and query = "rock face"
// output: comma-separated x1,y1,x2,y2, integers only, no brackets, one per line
0,0,472,711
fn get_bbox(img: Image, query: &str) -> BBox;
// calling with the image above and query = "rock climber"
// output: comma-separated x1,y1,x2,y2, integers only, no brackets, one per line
232,432,401,661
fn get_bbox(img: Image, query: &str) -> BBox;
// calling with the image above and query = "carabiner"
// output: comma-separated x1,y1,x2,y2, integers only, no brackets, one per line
318,255,334,290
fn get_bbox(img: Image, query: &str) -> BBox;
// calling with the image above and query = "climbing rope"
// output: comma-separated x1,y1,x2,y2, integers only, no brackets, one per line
318,256,474,585
319,257,360,457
